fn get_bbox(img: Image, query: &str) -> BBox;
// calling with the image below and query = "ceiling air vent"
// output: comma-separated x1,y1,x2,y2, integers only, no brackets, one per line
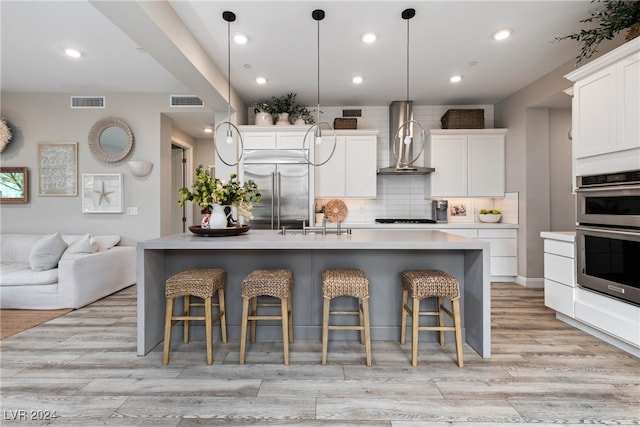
71,96,105,108
170,95,204,107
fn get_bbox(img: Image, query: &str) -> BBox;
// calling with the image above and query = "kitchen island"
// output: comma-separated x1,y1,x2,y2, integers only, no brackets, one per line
137,229,491,358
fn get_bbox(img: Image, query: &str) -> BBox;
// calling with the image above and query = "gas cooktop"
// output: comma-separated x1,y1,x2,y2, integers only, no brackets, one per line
375,218,438,224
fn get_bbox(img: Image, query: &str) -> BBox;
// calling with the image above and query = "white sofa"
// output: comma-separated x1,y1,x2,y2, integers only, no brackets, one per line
0,233,137,309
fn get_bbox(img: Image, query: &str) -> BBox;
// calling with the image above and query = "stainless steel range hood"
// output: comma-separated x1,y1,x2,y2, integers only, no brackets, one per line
377,101,435,175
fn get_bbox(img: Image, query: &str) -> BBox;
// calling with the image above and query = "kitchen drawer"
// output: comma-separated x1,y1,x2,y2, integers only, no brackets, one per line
544,252,575,286
480,238,516,257
443,228,478,238
478,228,517,239
544,278,575,317
491,256,517,276
544,239,575,258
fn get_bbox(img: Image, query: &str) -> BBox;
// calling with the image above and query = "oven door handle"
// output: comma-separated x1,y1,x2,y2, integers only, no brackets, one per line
576,184,640,193
576,225,640,238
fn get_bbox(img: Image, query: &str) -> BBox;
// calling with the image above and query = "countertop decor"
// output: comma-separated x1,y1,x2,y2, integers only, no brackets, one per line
324,199,348,222
188,225,251,237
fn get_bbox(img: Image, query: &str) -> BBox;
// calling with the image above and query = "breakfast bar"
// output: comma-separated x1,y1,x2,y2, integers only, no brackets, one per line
137,229,491,358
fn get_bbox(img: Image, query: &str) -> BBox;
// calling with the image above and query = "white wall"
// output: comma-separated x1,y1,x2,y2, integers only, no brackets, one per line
549,108,576,231
0,92,212,243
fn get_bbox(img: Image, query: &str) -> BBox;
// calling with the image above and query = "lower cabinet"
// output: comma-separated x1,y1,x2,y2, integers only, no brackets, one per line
542,238,576,317
444,227,517,281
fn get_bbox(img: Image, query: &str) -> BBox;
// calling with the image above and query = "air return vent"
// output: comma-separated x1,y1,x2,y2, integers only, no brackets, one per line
342,109,362,117
71,96,105,108
170,95,204,107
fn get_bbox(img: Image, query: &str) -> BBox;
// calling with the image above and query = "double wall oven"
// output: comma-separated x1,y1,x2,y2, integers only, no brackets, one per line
575,170,640,306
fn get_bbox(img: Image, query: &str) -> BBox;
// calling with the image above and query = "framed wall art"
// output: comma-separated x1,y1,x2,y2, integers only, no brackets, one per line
38,142,77,196
0,167,29,204
447,199,474,223
82,174,123,213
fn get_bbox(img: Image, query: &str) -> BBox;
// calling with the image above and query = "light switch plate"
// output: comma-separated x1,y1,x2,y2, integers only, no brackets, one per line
127,207,138,215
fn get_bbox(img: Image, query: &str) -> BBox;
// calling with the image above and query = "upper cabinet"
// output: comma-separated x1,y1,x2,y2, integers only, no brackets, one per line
239,127,308,150
427,129,507,197
565,38,640,176
315,131,378,198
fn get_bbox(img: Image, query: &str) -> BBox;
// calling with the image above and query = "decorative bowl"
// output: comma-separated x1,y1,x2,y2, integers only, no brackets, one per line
478,214,501,223
127,160,153,177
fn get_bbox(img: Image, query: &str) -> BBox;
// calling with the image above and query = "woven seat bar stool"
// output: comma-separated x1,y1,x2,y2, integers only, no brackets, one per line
240,269,293,365
400,270,463,367
163,268,227,365
321,268,372,366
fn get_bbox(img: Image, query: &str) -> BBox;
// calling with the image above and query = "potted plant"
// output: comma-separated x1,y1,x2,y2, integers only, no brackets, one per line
556,0,640,64
290,103,316,125
179,165,261,228
270,93,298,125
250,101,275,126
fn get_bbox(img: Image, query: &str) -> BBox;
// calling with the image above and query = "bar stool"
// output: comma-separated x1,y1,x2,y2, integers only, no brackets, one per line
240,269,293,365
400,269,463,367
163,268,227,365
321,268,372,366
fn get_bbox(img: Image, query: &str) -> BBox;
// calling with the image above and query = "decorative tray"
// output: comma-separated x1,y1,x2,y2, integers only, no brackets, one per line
325,199,348,222
188,225,251,237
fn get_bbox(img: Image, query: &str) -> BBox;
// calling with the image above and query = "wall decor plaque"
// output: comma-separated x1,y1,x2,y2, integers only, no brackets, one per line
38,142,77,196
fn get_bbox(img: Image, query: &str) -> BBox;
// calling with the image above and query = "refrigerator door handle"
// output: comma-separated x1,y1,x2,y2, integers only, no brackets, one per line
271,171,276,230
277,171,282,230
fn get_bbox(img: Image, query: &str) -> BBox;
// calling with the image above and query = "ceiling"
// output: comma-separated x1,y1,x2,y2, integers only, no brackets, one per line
0,1,626,138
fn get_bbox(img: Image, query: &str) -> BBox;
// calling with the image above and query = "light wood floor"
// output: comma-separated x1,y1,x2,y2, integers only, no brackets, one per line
0,283,638,426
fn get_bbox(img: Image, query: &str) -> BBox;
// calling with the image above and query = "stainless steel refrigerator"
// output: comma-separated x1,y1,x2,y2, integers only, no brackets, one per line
241,149,310,229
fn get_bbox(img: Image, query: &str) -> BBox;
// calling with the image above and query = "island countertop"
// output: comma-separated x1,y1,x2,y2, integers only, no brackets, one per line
137,229,491,359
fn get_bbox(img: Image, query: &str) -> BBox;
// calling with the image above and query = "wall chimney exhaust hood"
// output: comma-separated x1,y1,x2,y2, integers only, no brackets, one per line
377,101,435,175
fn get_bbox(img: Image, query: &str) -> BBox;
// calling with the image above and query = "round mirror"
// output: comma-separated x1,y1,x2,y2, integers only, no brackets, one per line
88,117,134,162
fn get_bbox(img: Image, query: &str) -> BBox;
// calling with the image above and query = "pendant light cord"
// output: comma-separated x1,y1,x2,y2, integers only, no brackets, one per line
406,16,410,102
316,16,321,124
227,18,232,130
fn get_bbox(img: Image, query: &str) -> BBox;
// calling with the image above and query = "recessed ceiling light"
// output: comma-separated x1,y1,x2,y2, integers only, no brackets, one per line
256,77,267,85
361,32,377,44
492,29,512,41
450,75,462,83
65,48,82,58
203,127,213,134
233,33,249,45
352,76,364,84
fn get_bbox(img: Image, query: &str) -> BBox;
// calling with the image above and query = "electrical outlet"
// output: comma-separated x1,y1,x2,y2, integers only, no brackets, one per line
127,207,138,215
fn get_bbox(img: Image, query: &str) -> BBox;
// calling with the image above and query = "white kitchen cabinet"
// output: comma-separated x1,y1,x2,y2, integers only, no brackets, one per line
565,38,640,176
315,132,377,198
541,235,576,317
239,126,307,150
427,129,506,197
442,226,517,281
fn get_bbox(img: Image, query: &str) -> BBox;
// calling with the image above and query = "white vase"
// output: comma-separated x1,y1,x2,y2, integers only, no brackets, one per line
276,113,290,126
254,111,273,126
209,204,229,228
293,117,306,125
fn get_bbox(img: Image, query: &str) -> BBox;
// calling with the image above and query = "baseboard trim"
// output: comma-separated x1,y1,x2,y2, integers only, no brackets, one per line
514,276,544,288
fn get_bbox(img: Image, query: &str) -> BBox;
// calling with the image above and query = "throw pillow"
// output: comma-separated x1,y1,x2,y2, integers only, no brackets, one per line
29,232,68,271
63,234,98,255
94,235,121,251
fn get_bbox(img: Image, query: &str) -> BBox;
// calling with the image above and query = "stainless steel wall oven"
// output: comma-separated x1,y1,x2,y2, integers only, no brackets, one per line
576,170,640,306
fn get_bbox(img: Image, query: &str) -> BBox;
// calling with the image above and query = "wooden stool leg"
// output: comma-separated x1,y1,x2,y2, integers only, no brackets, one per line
438,296,446,346
205,297,213,365
239,297,250,365
411,297,420,367
358,298,365,345
321,297,330,365
362,297,372,367
281,297,290,365
452,298,464,368
183,295,190,343
250,297,258,344
218,288,227,344
288,290,294,343
400,289,408,345
162,298,174,365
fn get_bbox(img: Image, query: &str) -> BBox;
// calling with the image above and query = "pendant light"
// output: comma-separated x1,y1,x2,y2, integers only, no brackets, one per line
393,8,426,171
303,9,336,167
215,10,244,167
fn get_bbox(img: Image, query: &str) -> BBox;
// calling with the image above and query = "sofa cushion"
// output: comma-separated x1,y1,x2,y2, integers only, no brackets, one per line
28,232,68,272
63,234,98,257
1,264,58,286
94,235,121,251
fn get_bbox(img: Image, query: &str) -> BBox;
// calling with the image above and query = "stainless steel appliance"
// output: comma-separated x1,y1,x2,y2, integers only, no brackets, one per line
377,101,435,175
575,170,640,306
432,200,448,223
241,150,310,230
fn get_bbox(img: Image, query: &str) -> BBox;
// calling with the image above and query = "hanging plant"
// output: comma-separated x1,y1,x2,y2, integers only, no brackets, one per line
556,0,640,64
0,118,13,153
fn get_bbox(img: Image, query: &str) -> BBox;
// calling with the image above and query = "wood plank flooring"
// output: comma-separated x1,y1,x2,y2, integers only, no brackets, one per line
0,283,638,425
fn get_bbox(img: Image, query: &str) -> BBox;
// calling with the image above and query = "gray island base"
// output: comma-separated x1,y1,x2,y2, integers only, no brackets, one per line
137,229,491,358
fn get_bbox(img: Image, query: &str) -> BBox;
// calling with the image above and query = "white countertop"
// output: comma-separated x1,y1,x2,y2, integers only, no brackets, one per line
327,222,519,230
140,229,490,251
540,231,576,242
